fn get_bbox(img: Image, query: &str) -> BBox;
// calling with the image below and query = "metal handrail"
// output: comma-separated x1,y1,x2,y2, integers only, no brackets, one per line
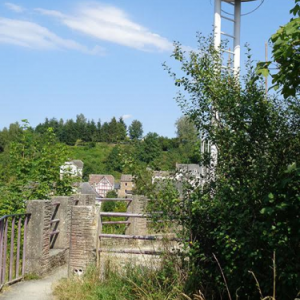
0,213,31,222
0,213,30,289
96,198,132,202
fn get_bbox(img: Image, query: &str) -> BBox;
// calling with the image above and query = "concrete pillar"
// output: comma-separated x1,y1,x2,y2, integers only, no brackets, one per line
125,195,148,236
68,205,99,276
25,200,51,276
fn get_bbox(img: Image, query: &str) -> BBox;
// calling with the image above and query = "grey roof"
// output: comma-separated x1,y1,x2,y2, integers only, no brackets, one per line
72,160,84,169
120,174,133,182
79,182,99,196
114,183,120,190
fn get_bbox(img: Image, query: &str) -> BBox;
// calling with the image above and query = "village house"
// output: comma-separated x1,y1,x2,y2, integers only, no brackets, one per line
175,163,205,188
89,174,115,198
118,174,134,198
152,171,171,184
175,163,201,178
60,160,84,180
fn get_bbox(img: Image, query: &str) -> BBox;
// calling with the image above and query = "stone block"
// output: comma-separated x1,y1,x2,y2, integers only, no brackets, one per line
68,205,99,276
25,200,52,276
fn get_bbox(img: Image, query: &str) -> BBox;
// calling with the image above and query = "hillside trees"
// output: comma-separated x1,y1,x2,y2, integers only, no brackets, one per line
0,122,22,152
156,31,300,299
0,121,74,215
34,115,133,145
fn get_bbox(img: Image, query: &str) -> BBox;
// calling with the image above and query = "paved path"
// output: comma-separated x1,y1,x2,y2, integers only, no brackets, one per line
0,266,67,300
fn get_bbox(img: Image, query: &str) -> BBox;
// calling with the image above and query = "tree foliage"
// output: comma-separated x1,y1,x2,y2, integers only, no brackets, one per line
128,120,143,140
33,114,131,146
137,132,161,165
154,34,300,299
257,0,300,98
175,116,198,144
0,121,75,215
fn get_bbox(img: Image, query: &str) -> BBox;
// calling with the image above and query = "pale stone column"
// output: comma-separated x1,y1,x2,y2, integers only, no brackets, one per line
25,200,51,276
68,204,99,276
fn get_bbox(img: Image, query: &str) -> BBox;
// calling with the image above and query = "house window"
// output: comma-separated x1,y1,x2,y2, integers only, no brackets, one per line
125,183,128,186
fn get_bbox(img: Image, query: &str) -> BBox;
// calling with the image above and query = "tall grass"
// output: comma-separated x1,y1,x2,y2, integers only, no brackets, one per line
54,250,188,300
54,264,186,300
53,252,286,300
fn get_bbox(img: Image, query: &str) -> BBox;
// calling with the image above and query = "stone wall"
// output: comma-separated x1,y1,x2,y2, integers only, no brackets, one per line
25,194,96,276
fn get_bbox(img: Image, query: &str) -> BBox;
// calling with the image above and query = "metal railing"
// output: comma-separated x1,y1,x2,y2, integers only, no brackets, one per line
98,198,167,256
0,213,30,289
50,198,79,249
50,202,60,248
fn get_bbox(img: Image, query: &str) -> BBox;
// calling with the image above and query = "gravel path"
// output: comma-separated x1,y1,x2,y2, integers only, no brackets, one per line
0,266,67,300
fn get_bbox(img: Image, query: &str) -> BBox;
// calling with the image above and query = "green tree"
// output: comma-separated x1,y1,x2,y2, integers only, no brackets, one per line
62,119,77,145
175,116,198,144
95,119,102,142
175,116,200,163
257,0,300,98
86,120,97,142
106,145,124,173
108,117,119,143
157,34,300,299
117,117,127,141
0,121,74,215
0,122,22,152
137,132,161,165
100,122,110,142
129,120,143,140
75,114,87,141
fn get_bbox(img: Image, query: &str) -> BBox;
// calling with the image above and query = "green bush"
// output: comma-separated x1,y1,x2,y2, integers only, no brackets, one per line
157,33,300,299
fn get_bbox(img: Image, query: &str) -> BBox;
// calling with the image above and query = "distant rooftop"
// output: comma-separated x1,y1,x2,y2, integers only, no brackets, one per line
120,174,133,182
89,174,115,186
71,160,84,169
79,182,99,196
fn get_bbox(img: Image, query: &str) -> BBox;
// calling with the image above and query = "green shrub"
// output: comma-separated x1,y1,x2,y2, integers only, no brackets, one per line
157,33,300,299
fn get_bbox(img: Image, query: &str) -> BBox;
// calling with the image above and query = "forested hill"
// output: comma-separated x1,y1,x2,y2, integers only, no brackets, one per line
0,115,200,181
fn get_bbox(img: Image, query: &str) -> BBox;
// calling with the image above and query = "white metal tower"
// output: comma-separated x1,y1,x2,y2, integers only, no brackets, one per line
214,0,258,73
207,0,259,180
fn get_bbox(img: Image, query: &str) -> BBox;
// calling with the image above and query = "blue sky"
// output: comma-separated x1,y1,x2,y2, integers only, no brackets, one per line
0,0,292,137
